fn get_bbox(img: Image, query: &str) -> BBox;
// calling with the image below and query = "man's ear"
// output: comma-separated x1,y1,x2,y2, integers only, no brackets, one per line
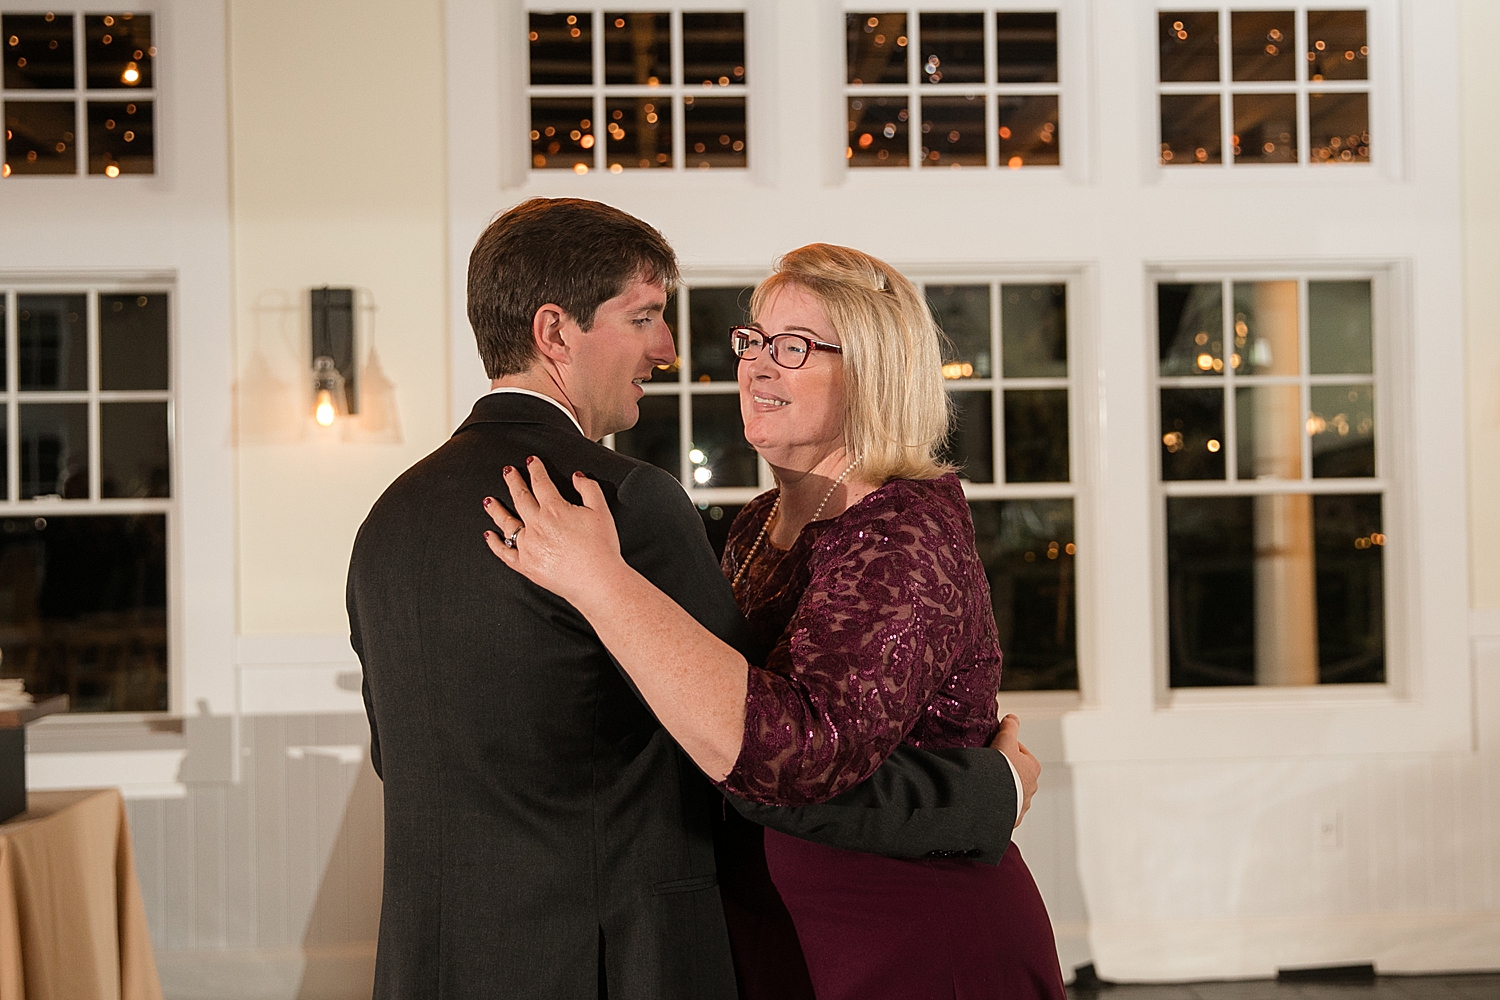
531,303,573,366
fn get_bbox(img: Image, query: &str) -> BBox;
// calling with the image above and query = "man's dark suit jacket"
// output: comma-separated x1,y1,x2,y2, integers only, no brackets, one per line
347,392,1016,1000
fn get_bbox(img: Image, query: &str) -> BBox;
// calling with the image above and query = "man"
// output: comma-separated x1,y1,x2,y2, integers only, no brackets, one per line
348,197,1038,999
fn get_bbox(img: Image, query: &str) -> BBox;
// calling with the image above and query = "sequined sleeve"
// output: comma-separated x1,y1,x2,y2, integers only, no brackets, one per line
720,493,973,806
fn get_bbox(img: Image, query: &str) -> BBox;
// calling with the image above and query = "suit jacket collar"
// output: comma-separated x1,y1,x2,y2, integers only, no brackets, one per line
455,391,589,440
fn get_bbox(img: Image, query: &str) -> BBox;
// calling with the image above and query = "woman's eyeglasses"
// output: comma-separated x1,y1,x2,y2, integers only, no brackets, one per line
729,326,843,371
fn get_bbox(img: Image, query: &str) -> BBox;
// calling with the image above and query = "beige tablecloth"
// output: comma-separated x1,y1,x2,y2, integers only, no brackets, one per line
0,789,162,1000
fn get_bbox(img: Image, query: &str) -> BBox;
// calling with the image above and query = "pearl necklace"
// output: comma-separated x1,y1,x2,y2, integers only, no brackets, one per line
731,457,860,590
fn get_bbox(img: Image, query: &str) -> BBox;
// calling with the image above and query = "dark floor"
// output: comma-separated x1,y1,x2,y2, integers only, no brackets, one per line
1067,973,1500,1000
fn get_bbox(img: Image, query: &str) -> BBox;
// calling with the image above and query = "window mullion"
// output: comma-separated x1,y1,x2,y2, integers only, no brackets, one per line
1223,279,1237,481
1219,7,1232,169
5,290,16,502
1299,277,1313,480
87,289,101,500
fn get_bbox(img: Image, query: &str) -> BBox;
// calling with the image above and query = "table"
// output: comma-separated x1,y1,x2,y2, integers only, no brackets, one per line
0,789,162,1000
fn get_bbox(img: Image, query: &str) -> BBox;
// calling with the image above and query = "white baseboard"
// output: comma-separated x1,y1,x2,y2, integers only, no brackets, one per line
1088,910,1500,982
156,944,376,1000
27,749,188,800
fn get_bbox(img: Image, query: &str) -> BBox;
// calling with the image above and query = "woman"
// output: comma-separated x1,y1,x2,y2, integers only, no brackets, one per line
483,245,1065,999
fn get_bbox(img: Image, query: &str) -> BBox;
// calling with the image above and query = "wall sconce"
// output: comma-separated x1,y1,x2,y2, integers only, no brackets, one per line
310,287,357,427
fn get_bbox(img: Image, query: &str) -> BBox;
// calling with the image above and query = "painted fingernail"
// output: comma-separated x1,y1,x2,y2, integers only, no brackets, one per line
502,466,514,475
482,497,492,507
526,455,536,465
574,471,585,479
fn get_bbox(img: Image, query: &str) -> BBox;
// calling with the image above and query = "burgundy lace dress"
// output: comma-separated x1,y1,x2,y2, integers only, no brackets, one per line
718,474,1065,1000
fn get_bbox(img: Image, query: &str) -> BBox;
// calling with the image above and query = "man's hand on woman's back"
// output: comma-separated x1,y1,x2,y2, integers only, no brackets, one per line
991,714,1040,829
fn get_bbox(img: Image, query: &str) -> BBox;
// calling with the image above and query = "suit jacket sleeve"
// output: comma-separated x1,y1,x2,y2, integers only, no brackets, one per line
614,465,1015,865
347,528,382,780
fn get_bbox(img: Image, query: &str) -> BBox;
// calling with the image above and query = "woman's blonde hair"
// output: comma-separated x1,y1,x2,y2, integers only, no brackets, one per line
750,244,952,483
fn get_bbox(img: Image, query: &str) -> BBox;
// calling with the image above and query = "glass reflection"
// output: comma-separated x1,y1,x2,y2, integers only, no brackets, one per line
846,12,908,85
85,13,153,90
529,12,593,85
1236,385,1301,480
691,394,758,487
100,293,169,390
604,12,670,85
996,94,1060,167
1313,493,1384,683
1158,11,1221,82
101,402,169,499
928,284,991,379
1004,389,1069,483
1309,91,1369,164
1160,93,1222,165
689,286,752,383
1309,281,1373,374
87,100,154,176
682,13,746,87
698,503,745,562
1158,283,1224,375
17,295,87,391
607,97,672,170
1002,284,1067,378
918,12,983,85
2,13,74,89
1309,384,1375,478
920,95,985,168
1231,10,1295,81
683,97,746,168
995,13,1058,83
20,403,89,499
0,514,169,712
1232,93,1296,164
1306,10,1368,81
943,391,993,483
847,96,908,166
1160,388,1225,480
4,100,76,175
530,98,593,171
969,499,1077,691
1232,281,1298,375
613,394,679,477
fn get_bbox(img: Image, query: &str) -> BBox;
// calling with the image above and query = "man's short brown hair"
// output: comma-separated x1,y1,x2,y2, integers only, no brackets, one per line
467,198,679,378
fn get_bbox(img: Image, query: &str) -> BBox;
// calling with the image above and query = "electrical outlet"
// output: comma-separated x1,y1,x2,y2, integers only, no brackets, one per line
1317,809,1343,850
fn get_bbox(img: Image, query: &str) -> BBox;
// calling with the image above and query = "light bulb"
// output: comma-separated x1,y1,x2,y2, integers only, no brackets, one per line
315,388,337,426
121,61,139,84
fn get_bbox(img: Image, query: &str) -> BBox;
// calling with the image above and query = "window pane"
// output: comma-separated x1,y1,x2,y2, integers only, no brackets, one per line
1004,389,1069,483
1236,385,1302,480
607,97,672,170
1309,384,1375,478
1231,10,1295,82
919,13,983,85
1158,283,1224,376
682,13,746,87
1307,9,1368,82
847,96,908,167
997,94,1060,168
0,513,168,712
995,12,1057,83
698,503,745,562
0,298,6,386
87,99,153,176
604,12,670,85
3,100,77,175
20,403,89,499
683,97,746,168
970,499,1077,691
943,390,993,483
1002,284,1067,378
101,401,169,498
1232,92,1296,164
1309,92,1369,164
1313,493,1384,683
1308,280,1373,374
17,294,86,391
1166,495,1256,687
529,12,593,85
84,13,153,90
690,394,758,487
2,13,74,90
1233,281,1299,375
928,284,991,379
920,94,985,168
1158,11,1220,83
688,286,752,383
100,293,169,390
530,98,593,171
846,12,908,85
1160,388,1225,480
1160,93,1221,165
0,410,8,499
613,394,678,477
